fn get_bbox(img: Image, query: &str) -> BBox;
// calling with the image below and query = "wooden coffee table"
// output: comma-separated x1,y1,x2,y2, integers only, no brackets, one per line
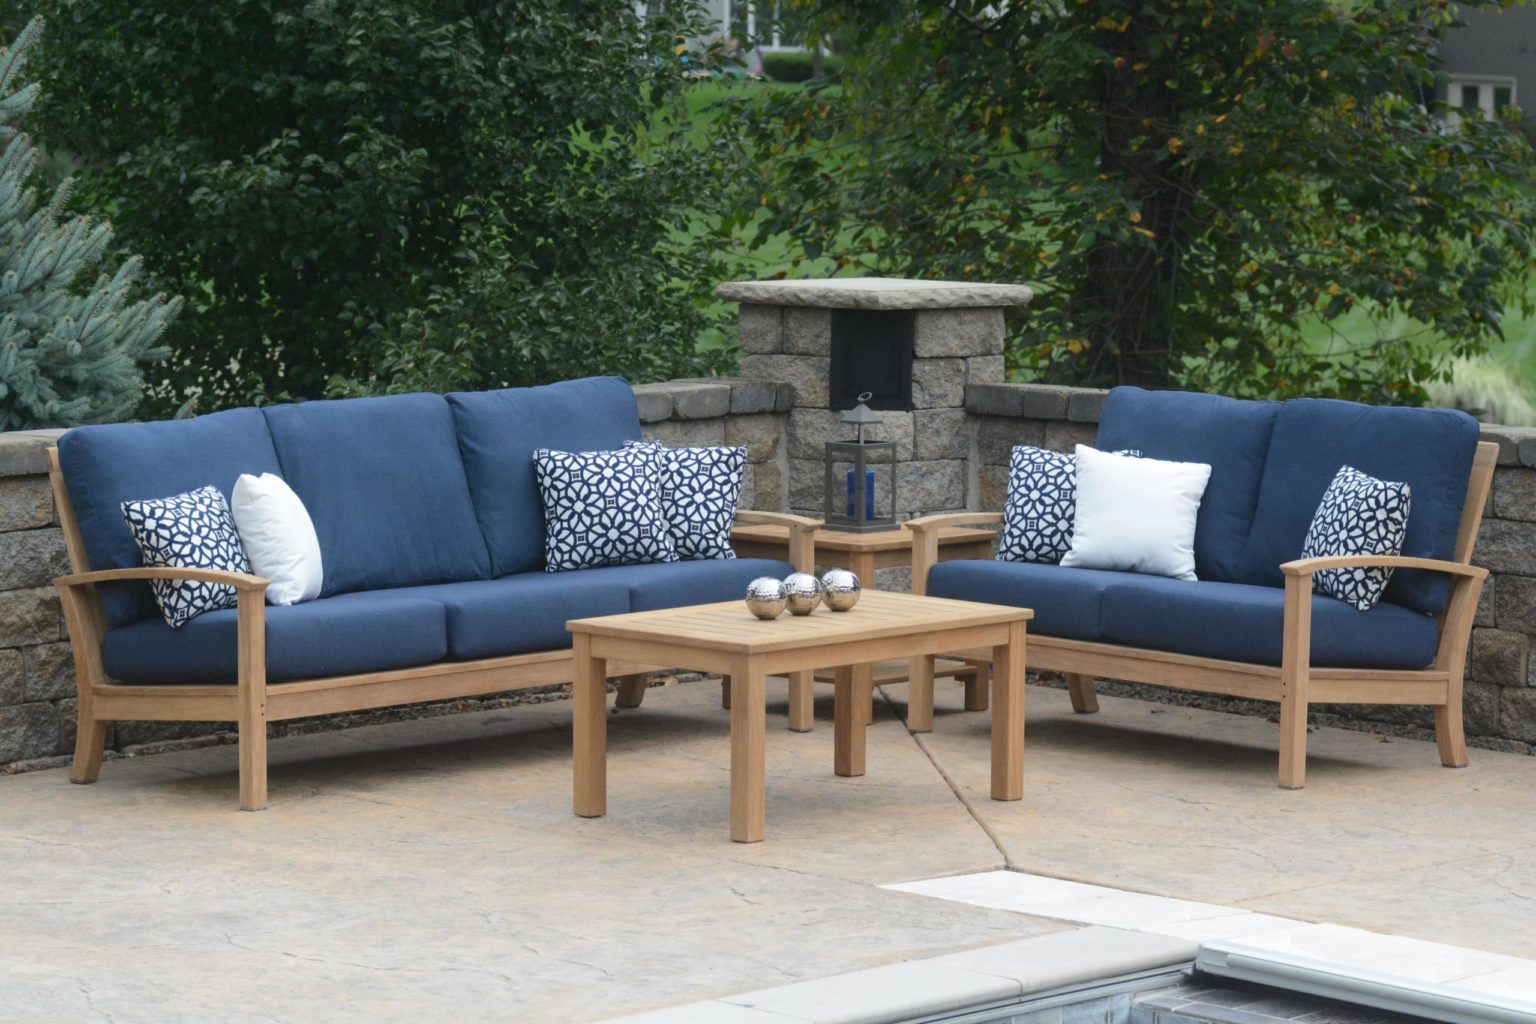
569,590,1032,843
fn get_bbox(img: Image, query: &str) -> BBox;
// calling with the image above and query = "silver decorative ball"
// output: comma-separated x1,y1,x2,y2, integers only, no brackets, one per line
744,577,789,620
820,569,862,611
782,572,823,615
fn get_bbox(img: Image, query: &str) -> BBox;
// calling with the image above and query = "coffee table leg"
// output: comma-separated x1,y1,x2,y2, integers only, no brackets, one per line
572,634,608,818
833,667,866,777
908,655,935,733
730,660,767,843
787,670,814,732
991,621,1025,801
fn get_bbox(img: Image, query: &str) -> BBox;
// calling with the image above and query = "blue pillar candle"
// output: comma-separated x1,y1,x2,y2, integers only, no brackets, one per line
846,468,876,520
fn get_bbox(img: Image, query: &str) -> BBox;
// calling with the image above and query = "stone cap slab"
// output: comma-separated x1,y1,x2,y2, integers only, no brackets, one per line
716,277,1034,310
0,429,66,478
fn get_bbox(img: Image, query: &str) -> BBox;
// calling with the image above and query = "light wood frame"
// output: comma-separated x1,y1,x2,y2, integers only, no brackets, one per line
907,441,1498,789
48,447,821,810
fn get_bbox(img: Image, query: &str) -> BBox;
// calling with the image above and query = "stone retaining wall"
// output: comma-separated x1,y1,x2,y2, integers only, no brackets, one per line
967,382,1536,754
0,381,788,770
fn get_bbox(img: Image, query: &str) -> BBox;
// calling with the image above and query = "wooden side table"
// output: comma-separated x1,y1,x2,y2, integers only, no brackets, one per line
729,523,998,732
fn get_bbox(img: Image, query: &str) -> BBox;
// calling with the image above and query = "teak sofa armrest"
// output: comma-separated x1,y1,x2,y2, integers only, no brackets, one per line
733,510,823,574
1280,556,1487,581
904,513,1004,595
55,567,271,593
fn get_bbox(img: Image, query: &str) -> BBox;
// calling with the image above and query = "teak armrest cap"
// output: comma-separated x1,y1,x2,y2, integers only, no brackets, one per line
54,567,271,593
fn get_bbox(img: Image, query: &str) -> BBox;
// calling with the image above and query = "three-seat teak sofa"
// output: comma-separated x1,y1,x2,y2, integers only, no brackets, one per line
49,376,818,810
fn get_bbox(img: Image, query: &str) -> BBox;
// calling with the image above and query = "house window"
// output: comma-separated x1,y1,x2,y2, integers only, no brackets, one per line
1446,76,1518,126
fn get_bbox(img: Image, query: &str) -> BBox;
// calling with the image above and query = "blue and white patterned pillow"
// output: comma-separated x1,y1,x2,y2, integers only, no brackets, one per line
121,485,253,628
534,445,677,571
997,446,1141,564
627,441,745,560
1301,465,1411,612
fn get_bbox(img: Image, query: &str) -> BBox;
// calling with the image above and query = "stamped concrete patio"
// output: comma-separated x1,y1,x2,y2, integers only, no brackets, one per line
4,677,1534,1022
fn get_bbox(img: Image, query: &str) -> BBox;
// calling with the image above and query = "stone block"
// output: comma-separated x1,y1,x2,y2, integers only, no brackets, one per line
0,476,54,532
914,308,1004,357
1472,627,1528,688
963,355,1005,388
725,414,783,462
728,381,781,415
1067,389,1110,423
1523,435,1536,469
873,566,912,594
980,465,1009,513
736,466,756,511
631,385,673,424
642,419,726,448
788,458,825,513
0,588,62,647
24,641,74,702
1043,420,1098,454
976,416,1043,466
0,529,69,591
1476,574,1496,628
913,409,970,461
0,701,60,764
0,647,22,705
717,277,1032,309
738,355,829,408
737,304,783,354
670,383,731,420
1494,574,1536,634
965,383,1026,417
1493,467,1536,522
749,461,783,511
1498,686,1536,744
1473,519,1536,576
896,460,968,517
1464,680,1501,737
0,430,64,477
784,307,831,355
911,359,965,409
788,408,914,461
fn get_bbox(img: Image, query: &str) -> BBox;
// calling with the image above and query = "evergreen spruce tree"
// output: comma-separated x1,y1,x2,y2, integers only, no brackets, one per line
0,17,179,430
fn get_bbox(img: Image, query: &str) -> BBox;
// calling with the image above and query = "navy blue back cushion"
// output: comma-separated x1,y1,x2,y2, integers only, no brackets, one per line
57,409,284,627
263,394,491,596
1240,399,1480,614
448,377,643,576
1094,387,1280,582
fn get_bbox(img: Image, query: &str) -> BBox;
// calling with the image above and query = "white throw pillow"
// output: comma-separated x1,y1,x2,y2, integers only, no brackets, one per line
1061,445,1212,581
231,473,324,605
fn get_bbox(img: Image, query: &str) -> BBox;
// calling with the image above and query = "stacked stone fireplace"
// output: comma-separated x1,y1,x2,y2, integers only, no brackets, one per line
717,277,1034,522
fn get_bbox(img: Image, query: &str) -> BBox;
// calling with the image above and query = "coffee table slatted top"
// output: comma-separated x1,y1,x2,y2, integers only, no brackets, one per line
567,590,1033,654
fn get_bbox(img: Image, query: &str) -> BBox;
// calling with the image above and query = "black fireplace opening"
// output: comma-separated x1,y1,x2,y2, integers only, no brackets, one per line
828,309,915,411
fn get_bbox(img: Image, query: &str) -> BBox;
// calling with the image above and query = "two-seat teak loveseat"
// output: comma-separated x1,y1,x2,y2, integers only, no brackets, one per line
49,376,818,809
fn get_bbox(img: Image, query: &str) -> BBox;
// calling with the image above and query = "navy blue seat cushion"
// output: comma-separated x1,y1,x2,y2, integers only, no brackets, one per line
582,557,795,612
101,590,448,685
57,409,284,628
448,377,643,577
927,559,1153,642
1099,575,1438,670
382,573,631,661
1094,387,1280,583
263,394,491,596
1239,399,1480,614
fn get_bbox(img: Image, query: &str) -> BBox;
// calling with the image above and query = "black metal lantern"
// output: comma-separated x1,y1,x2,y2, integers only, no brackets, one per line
824,393,898,532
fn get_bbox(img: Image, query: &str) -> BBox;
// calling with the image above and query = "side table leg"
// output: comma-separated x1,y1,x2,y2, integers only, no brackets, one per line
834,667,867,777
991,622,1025,801
573,634,608,818
730,660,767,843
908,655,935,733
964,662,991,712
787,670,814,732
721,675,731,710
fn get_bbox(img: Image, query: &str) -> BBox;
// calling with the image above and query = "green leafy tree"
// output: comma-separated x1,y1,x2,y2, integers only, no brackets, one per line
33,2,737,413
0,17,179,430
738,0,1536,403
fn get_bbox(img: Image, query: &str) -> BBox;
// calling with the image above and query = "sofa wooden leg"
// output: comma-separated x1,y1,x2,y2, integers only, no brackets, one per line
787,670,813,732
69,719,108,785
963,663,990,712
238,717,268,811
237,591,268,811
1065,673,1099,714
1435,702,1469,768
614,674,650,709
1277,696,1308,790
720,675,731,710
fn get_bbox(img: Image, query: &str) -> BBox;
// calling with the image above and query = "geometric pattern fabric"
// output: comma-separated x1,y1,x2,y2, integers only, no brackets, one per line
1301,464,1412,612
120,485,253,628
628,441,745,561
997,445,1140,565
534,445,677,571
